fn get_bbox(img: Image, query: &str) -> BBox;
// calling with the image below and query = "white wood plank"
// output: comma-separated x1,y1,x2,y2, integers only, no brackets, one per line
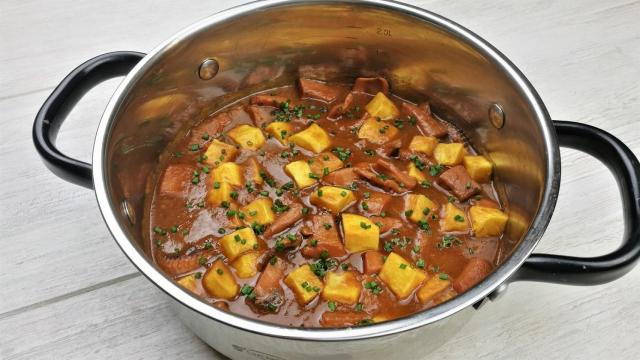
0,0,639,359
0,86,139,314
1,255,638,359
0,275,223,360
0,0,247,99
0,0,244,315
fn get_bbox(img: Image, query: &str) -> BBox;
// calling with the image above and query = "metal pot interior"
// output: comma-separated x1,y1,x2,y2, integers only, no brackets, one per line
96,0,558,338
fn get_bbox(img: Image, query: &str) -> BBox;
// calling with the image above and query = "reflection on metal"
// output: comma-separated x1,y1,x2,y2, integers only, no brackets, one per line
198,58,219,80
121,199,135,225
489,103,506,129
488,282,509,302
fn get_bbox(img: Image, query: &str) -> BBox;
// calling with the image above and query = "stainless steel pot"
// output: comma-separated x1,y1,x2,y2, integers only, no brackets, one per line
33,1,640,359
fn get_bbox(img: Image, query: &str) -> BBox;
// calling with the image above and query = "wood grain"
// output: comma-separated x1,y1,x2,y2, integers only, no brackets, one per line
1,0,638,359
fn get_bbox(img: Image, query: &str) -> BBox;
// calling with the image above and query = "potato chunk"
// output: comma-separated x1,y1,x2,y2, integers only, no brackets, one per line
379,252,426,299
206,181,234,206
231,251,261,278
265,121,292,145
469,206,508,237
407,162,427,182
309,186,356,214
284,264,324,305
408,135,439,156
212,162,243,187
220,227,258,261
417,275,451,304
404,194,438,223
177,274,198,293
289,123,331,153
284,160,318,188
227,124,266,150
433,143,466,166
241,198,275,225
357,118,399,144
311,152,344,175
364,92,399,120
442,203,468,232
322,271,361,305
202,259,239,300
342,214,379,253
463,155,493,182
204,139,238,166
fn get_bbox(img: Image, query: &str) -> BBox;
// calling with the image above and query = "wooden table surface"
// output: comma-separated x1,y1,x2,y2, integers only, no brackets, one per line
1,0,639,359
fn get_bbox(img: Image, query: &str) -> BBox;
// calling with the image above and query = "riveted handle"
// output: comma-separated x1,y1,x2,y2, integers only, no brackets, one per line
33,51,145,189
515,121,640,285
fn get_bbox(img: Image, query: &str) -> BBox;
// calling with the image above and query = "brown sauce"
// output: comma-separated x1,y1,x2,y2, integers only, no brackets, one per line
147,77,507,327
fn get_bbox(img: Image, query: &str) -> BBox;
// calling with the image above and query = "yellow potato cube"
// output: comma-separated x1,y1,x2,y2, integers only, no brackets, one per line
284,264,324,305
433,143,466,165
357,118,399,144
202,259,239,300
442,203,468,232
245,157,264,185
311,152,344,175
177,274,198,293
227,124,266,150
212,162,243,187
322,271,361,305
364,92,400,120
409,135,439,155
204,139,238,166
220,227,258,261
309,186,356,214
417,275,451,304
379,252,426,299
231,251,261,279
206,181,234,206
372,314,391,323
463,155,493,182
265,122,293,145
289,123,331,153
284,160,318,188
407,162,427,182
469,206,508,237
342,214,379,253
241,198,275,225
405,194,438,223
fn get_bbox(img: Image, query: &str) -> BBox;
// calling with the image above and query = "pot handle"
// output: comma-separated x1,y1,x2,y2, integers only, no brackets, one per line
33,51,146,189
514,120,640,285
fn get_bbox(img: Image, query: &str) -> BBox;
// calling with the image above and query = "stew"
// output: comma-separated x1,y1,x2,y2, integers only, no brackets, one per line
148,76,509,327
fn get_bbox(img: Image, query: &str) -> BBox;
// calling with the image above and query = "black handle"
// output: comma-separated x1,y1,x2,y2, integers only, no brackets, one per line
33,51,145,189
515,120,640,285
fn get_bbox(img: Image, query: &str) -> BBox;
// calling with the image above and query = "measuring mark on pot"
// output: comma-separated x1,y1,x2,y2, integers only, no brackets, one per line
376,27,392,37
232,344,286,360
489,103,505,129
198,58,219,80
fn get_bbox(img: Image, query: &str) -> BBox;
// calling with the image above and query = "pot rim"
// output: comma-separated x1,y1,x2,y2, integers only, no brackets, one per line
92,0,560,341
